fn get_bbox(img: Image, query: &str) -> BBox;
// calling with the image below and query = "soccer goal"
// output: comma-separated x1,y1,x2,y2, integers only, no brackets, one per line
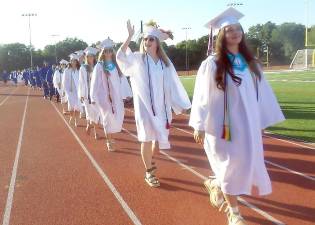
290,49,315,70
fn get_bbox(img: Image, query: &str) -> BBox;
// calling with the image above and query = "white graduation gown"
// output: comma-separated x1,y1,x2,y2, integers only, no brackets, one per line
62,67,81,111
189,55,285,196
78,65,101,124
120,75,133,99
53,70,62,95
90,62,124,134
116,47,191,149
60,70,67,104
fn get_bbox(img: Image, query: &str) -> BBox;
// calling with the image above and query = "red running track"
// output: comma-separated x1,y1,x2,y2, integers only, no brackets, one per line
0,85,314,225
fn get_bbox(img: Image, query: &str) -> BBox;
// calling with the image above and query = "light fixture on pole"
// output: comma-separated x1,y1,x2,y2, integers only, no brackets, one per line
22,13,37,69
182,27,191,75
227,2,243,7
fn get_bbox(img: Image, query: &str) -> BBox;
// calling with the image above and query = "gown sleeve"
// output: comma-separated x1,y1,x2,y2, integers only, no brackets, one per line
168,61,191,114
53,71,59,88
78,66,87,99
62,69,70,93
90,63,102,104
189,56,216,131
116,47,137,77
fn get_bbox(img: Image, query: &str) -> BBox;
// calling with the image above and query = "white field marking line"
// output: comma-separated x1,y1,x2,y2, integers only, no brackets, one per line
263,133,315,151
51,103,142,225
0,87,19,107
264,131,315,146
2,88,30,225
181,77,315,83
268,79,315,83
126,109,315,181
122,128,285,225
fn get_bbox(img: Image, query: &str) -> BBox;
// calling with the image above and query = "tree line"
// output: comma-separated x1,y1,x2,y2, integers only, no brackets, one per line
1,22,314,73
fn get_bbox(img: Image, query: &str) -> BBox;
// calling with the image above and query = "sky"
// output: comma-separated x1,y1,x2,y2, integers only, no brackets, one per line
1,0,314,49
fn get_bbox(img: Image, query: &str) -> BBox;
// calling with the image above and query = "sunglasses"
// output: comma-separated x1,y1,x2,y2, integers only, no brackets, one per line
144,37,155,42
104,49,113,54
225,26,243,34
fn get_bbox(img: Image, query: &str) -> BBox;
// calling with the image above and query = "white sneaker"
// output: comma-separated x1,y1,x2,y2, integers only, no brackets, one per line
204,178,224,208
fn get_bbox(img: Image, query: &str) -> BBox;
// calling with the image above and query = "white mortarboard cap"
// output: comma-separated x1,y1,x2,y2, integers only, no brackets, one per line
204,7,244,33
143,26,173,42
98,37,115,49
69,53,80,61
84,47,99,56
74,50,85,57
59,59,69,64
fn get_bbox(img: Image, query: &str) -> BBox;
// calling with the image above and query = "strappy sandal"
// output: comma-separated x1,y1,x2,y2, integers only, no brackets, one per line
68,117,73,125
145,168,160,188
204,178,224,208
106,140,115,152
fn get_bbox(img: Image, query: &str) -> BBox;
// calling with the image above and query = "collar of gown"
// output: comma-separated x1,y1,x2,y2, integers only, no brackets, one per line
227,53,248,72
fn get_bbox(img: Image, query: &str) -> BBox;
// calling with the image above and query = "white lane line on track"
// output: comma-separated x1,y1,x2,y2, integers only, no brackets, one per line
122,128,286,225
2,88,29,225
265,160,315,181
126,109,315,181
0,87,19,107
51,102,142,225
173,124,315,182
263,133,315,151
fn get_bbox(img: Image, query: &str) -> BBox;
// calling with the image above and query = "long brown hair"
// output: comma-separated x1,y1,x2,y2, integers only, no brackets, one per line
84,55,97,73
68,59,80,70
140,37,170,67
98,49,123,76
214,25,261,90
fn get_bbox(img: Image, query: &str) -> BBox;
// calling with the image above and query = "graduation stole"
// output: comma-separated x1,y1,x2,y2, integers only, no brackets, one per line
70,70,74,92
145,53,170,129
101,61,115,114
221,72,231,141
221,56,260,141
83,64,92,104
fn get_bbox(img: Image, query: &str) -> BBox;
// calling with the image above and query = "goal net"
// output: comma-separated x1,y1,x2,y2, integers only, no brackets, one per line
290,49,315,70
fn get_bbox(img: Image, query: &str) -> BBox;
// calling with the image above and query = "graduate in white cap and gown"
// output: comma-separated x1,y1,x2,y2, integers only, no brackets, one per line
63,53,81,126
78,47,101,139
75,50,85,65
189,7,285,225
116,20,191,187
61,60,70,114
120,74,133,101
90,38,125,151
75,50,87,118
53,59,68,103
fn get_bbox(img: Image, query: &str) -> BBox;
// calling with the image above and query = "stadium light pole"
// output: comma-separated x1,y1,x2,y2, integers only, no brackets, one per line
304,0,310,69
182,27,191,75
22,13,37,69
50,34,60,64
